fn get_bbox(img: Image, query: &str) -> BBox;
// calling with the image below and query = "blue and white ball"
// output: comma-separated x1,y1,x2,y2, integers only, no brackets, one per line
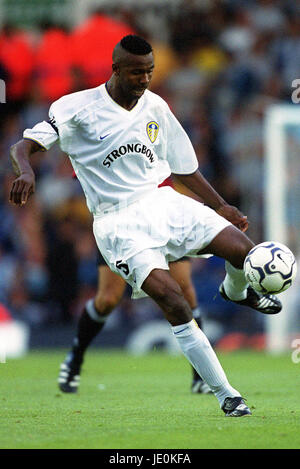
244,241,297,294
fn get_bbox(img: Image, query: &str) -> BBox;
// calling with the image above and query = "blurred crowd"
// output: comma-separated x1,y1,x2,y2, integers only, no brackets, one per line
0,0,299,334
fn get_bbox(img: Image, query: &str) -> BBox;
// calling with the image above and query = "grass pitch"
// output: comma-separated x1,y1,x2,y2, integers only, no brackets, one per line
0,349,300,449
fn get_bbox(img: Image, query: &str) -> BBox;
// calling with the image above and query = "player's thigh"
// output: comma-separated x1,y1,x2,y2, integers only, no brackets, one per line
96,265,127,304
200,225,254,269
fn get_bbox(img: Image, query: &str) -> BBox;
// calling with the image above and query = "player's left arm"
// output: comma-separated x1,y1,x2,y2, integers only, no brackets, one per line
173,170,248,232
161,102,248,231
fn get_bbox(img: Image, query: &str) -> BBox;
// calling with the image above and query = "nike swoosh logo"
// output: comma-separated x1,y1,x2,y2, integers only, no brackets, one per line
174,326,189,335
100,134,110,140
277,253,289,267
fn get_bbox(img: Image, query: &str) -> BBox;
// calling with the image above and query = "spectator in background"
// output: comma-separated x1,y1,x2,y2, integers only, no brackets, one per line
71,9,134,89
247,0,287,34
0,24,34,107
170,0,214,56
33,22,74,102
162,50,205,123
147,40,179,92
218,6,256,58
270,15,300,94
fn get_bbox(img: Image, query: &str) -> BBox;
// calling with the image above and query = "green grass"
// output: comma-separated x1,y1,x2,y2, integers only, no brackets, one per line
0,349,300,449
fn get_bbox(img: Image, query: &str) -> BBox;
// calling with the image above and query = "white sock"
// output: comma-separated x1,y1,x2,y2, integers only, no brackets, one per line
172,319,240,407
85,299,107,323
222,261,249,301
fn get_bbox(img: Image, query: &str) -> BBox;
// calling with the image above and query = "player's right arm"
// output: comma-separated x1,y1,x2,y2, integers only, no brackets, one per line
9,89,95,207
9,98,63,206
9,139,42,206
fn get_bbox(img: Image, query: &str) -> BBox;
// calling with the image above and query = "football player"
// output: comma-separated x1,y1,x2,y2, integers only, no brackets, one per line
10,35,281,416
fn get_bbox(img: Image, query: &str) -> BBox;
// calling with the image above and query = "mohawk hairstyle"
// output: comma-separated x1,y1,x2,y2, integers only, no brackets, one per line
120,35,152,55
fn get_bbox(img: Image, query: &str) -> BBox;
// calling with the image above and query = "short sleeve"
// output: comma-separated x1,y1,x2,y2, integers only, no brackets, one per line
165,108,198,175
23,107,59,151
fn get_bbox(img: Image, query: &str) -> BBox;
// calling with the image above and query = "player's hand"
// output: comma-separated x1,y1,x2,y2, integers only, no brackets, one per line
216,205,249,232
9,172,35,206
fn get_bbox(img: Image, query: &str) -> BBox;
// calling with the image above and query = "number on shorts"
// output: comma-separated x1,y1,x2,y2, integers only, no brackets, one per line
116,260,129,276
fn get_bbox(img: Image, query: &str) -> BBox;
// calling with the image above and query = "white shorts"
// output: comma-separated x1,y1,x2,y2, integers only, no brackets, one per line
93,186,231,298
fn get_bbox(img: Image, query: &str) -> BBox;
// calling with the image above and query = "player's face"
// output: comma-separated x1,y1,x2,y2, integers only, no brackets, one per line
117,53,154,98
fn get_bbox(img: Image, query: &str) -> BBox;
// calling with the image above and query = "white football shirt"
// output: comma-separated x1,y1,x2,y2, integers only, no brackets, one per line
23,84,198,215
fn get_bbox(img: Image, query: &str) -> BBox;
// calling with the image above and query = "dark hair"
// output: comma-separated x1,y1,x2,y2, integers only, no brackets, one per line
120,35,152,55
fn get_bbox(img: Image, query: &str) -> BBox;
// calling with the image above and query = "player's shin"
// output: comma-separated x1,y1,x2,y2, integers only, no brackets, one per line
222,260,249,301
172,319,240,406
71,299,107,358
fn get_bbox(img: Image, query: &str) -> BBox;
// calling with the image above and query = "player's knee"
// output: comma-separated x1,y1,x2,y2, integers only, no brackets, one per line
227,232,255,269
234,241,254,269
142,270,192,325
149,280,179,305
153,284,192,325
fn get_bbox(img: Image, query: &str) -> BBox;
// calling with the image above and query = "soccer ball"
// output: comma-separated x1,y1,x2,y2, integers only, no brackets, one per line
244,241,297,294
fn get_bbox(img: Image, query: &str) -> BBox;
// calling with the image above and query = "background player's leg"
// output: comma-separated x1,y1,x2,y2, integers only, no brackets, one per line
169,259,198,310
169,259,212,394
141,268,244,410
58,266,126,393
73,265,126,357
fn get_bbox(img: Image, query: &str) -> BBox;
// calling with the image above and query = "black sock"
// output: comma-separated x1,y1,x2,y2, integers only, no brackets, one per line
194,315,203,330
71,305,106,361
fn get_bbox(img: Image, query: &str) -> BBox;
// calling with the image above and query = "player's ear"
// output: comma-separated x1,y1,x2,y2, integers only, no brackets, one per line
112,63,120,75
